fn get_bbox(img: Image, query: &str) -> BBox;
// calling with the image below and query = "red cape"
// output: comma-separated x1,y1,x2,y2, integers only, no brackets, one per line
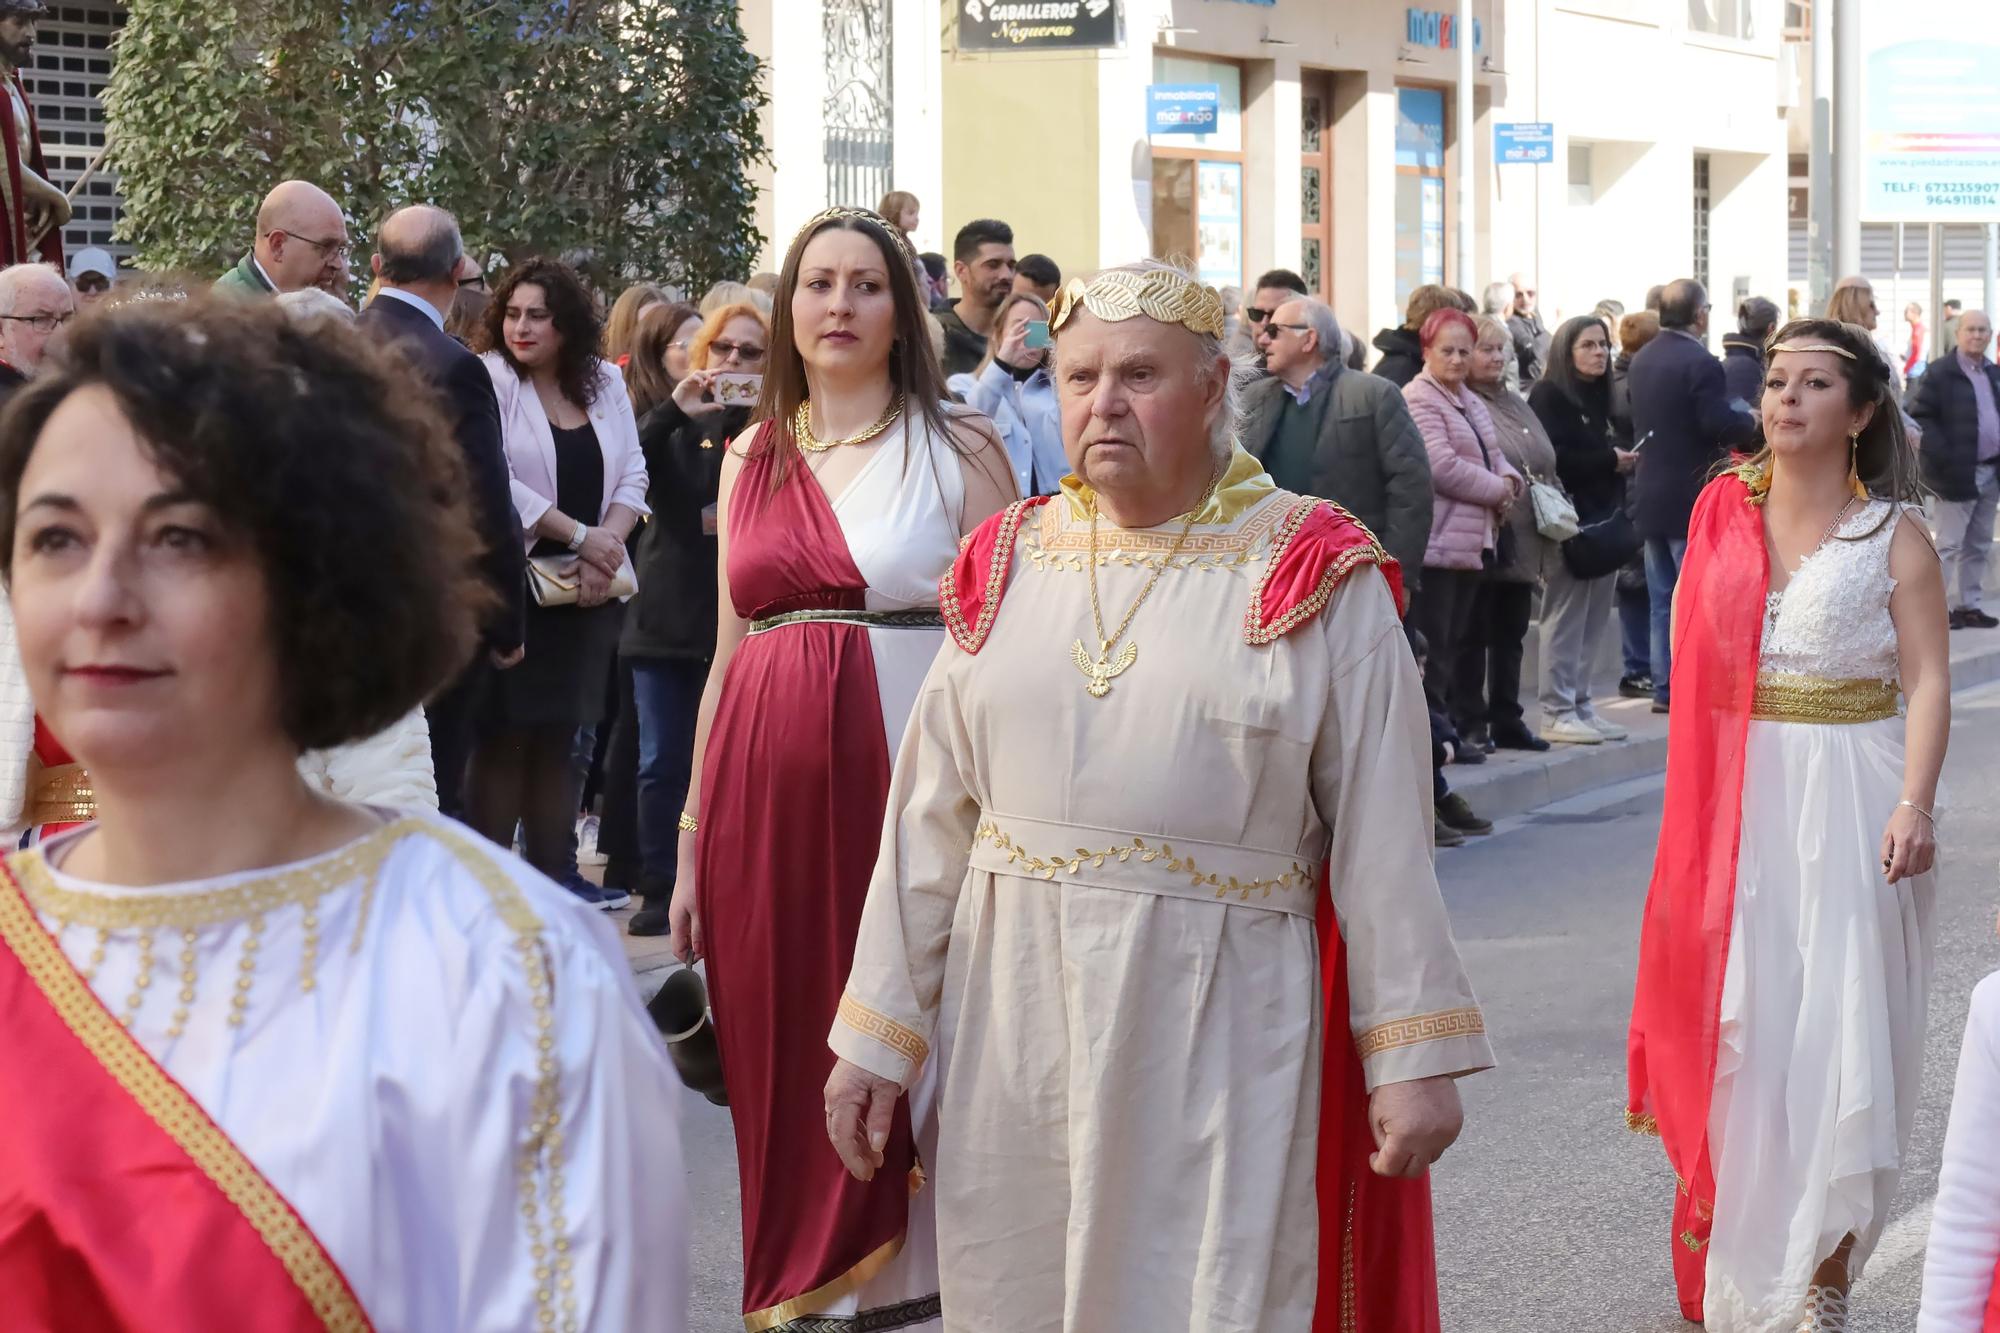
1625,470,1768,1321
945,492,1435,1331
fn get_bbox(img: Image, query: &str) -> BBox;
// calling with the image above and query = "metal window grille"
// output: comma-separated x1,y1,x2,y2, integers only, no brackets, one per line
1693,154,1711,291
823,0,891,210
24,1,124,263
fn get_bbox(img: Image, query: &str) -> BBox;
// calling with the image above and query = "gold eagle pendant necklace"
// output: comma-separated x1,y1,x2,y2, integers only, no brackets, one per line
1073,501,1201,699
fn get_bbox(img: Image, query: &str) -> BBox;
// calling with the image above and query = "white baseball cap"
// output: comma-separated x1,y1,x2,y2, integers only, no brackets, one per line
68,246,115,281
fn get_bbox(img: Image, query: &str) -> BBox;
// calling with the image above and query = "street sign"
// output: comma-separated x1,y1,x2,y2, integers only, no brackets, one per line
1494,122,1555,164
1147,83,1220,136
1860,0,2000,220
957,0,1121,52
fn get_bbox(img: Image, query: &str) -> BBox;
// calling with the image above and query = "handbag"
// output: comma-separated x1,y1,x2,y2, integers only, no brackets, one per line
527,553,637,607
1561,509,1642,580
1528,478,1581,541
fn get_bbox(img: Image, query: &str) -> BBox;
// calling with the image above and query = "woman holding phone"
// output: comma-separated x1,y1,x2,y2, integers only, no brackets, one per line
621,301,768,936
946,290,1067,496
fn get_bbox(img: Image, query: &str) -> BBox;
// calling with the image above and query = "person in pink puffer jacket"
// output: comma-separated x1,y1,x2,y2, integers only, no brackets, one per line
1402,306,1522,753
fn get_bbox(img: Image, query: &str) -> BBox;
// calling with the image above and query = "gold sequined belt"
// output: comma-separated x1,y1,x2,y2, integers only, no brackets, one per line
24,761,94,827
745,609,945,636
1750,673,1900,725
967,812,1320,918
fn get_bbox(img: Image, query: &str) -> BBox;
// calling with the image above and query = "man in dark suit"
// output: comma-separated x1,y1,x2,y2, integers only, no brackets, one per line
356,205,525,815
1910,309,2000,627
1628,278,1757,712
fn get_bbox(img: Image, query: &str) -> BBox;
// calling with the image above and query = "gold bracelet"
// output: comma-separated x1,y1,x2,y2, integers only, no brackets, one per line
678,812,699,833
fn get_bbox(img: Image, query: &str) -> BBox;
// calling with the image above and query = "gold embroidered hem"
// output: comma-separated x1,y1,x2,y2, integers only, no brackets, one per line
1244,499,1393,646
1354,1008,1487,1059
1625,1109,1661,1135
836,992,930,1069
741,1236,905,1332
0,867,373,1333
970,818,1315,906
1749,673,1899,725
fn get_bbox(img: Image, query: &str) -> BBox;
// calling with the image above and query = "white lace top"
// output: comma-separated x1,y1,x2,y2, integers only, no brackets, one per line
1760,498,1903,685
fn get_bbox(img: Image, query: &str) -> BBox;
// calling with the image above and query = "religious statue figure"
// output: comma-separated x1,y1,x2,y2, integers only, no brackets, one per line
0,1,66,269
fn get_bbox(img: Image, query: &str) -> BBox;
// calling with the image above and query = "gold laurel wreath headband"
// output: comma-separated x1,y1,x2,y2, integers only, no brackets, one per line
790,206,920,267
1048,267,1227,340
1767,340,1857,359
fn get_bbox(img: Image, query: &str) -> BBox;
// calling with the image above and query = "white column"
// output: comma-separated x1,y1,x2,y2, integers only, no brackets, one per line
1986,223,1998,327
1455,0,1474,289
1096,35,1152,267
890,0,942,255
769,0,830,265
1243,56,1302,286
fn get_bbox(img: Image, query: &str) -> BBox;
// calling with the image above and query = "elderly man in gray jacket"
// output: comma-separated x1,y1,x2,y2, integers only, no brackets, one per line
1243,295,1434,579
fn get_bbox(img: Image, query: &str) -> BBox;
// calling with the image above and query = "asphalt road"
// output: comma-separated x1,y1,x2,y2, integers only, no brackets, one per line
670,682,2000,1330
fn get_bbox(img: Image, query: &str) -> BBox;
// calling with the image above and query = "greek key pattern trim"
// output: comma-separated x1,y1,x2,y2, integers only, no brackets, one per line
1353,1006,1487,1060
1244,498,1393,645
836,992,929,1068
0,863,373,1331
1034,492,1287,554
1023,541,1262,574
973,822,1313,902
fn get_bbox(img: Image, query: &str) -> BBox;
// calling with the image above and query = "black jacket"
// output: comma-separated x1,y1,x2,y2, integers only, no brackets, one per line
1910,351,2000,502
1508,310,1548,385
936,301,989,378
620,399,739,661
1370,326,1423,387
1528,379,1623,523
1609,353,1636,446
356,294,526,654
1627,328,1758,540
1719,333,1764,409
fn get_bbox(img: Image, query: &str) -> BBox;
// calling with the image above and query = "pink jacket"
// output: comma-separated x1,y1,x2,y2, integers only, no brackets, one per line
1403,371,1521,571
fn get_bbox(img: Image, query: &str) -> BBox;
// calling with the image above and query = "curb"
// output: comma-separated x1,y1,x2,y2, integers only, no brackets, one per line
1449,635,2000,823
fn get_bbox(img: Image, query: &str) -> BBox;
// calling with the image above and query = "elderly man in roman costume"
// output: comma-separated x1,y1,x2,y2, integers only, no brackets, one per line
822,259,1496,1332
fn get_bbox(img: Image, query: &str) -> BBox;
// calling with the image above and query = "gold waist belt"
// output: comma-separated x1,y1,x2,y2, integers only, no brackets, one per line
745,608,945,636
24,761,95,827
967,812,1319,918
1750,673,1900,725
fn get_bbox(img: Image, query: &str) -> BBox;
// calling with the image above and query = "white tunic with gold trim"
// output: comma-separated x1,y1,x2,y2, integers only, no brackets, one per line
14,812,690,1332
831,456,1494,1332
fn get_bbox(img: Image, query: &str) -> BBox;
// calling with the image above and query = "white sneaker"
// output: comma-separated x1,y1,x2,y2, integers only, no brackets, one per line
1541,716,1604,745
1582,713,1629,741
576,814,607,867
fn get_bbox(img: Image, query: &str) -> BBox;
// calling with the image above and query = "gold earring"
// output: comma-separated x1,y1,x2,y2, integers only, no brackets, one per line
1848,431,1867,500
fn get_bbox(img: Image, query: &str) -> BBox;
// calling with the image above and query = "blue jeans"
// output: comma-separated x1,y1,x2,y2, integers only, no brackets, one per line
1645,537,1688,706
632,658,707,892
1618,578,1651,679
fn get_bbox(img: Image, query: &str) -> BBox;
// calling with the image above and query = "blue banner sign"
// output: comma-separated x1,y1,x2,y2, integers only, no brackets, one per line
1148,83,1220,136
1495,122,1555,164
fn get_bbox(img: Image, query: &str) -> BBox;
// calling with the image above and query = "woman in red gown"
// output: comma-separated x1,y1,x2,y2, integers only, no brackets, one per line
667,208,1013,1330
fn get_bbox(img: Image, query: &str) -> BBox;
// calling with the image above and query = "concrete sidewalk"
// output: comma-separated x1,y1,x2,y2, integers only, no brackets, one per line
1449,621,2000,822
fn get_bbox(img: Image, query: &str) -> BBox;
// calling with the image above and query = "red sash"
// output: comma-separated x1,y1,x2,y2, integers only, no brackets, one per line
1624,471,1767,1321
0,860,372,1332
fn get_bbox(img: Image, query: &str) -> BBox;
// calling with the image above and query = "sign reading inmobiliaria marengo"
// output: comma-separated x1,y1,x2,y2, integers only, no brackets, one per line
1860,0,2000,221
959,0,1121,51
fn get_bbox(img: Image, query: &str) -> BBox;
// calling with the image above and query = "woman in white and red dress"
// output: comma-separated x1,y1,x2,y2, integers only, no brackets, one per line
0,296,686,1331
667,207,1013,1331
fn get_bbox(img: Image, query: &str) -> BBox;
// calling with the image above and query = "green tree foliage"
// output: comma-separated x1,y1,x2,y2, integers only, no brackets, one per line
106,0,767,292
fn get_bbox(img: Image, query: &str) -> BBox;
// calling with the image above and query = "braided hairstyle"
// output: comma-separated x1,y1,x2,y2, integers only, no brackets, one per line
1744,317,1923,538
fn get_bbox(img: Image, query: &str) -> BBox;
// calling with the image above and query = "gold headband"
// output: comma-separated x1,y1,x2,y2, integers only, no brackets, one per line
1767,340,1857,360
1048,267,1227,340
791,206,918,265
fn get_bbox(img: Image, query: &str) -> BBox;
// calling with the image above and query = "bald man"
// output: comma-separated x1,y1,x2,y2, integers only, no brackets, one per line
215,179,350,296
0,260,71,402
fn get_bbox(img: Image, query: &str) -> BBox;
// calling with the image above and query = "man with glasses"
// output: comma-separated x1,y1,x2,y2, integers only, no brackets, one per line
215,179,350,297
1241,268,1308,365
1507,270,1549,386
0,260,71,403
1240,293,1433,578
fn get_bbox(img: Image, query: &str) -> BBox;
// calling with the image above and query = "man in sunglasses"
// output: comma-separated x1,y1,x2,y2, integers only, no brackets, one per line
0,259,71,404
1240,268,1308,367
215,179,351,298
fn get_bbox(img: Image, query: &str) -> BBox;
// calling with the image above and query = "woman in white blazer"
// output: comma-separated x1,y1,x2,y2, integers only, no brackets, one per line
945,290,1067,496
471,258,648,898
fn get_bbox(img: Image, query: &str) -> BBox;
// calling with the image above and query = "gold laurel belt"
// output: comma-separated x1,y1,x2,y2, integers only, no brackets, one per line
745,609,945,636
24,761,95,827
1749,673,1901,725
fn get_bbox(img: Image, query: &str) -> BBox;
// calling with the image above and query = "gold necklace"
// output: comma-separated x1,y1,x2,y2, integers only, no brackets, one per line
794,394,905,454
1070,501,1203,699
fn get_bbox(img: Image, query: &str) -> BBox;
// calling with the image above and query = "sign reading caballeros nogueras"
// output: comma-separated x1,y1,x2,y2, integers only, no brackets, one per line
958,0,1122,51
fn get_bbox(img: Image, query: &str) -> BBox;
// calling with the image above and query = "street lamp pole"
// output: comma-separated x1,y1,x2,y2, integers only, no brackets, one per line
1457,0,1475,293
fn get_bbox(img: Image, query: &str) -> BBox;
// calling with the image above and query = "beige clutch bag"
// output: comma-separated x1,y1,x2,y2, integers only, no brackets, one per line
527,553,637,607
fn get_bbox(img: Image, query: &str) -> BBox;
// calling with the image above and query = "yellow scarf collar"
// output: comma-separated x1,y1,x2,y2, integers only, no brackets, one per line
1059,443,1275,526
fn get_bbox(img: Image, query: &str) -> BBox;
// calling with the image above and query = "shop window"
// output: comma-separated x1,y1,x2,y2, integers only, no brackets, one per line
1394,86,1446,311
1150,55,1244,290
